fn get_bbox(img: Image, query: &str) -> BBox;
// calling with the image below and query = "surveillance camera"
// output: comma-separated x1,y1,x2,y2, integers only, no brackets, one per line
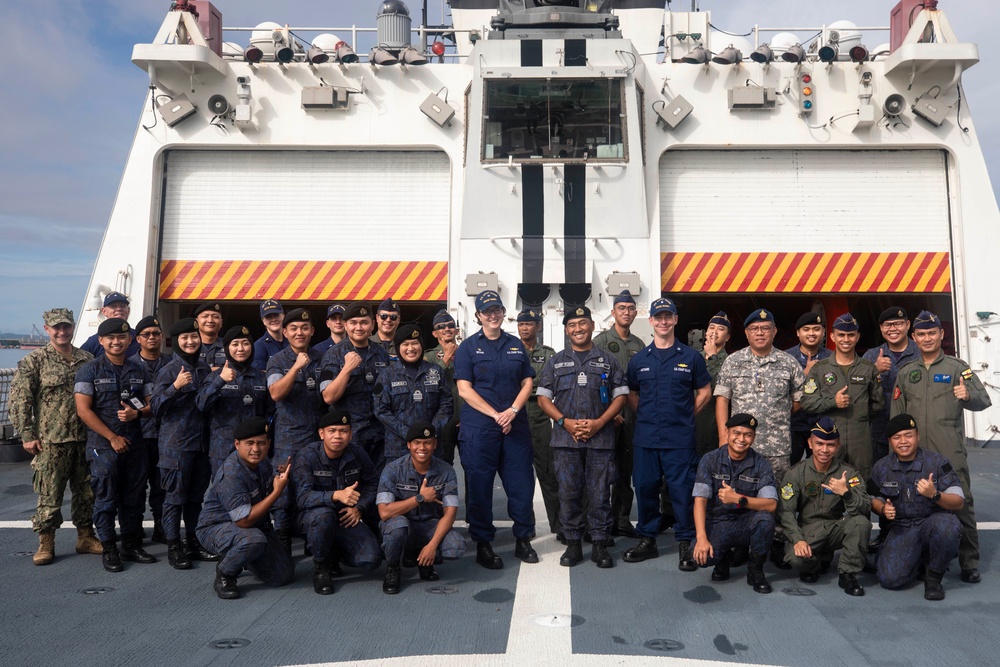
861,72,873,82
236,76,250,85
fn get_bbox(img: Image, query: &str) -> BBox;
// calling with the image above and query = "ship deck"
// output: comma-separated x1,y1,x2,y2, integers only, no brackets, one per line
1,448,998,667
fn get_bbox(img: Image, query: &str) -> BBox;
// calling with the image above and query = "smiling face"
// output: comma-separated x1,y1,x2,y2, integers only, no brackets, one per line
102,301,129,321
197,310,223,337
912,327,944,355
808,435,839,469
705,322,730,349
377,310,399,337
398,338,423,363
283,321,314,352
176,331,202,355
479,306,505,333
45,323,75,348
745,322,776,355
345,316,373,346
650,312,677,341
432,320,457,345
880,318,910,346
262,312,284,336
327,314,345,335
831,330,859,355
726,425,755,460
407,436,437,467
99,332,132,359
797,324,824,349
228,337,253,363
889,428,919,461
564,317,594,351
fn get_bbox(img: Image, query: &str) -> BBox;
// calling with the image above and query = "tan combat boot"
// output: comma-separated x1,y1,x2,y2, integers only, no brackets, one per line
33,531,55,566
75,527,104,555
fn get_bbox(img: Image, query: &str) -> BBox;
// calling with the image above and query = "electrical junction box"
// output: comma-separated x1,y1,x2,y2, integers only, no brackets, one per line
420,93,456,127
302,87,350,110
728,87,777,110
158,94,196,127
656,95,693,129
465,273,498,296
912,97,950,127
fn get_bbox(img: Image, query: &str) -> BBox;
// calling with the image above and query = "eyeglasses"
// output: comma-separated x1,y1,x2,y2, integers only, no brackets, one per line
434,323,456,331
378,313,400,322
481,307,504,318
746,325,774,334
138,331,162,338
881,321,907,330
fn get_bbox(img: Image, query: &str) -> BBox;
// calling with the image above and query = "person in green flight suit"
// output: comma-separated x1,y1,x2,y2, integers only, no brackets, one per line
695,312,732,457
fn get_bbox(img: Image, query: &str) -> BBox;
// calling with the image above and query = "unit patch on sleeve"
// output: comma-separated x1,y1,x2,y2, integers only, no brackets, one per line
780,483,795,500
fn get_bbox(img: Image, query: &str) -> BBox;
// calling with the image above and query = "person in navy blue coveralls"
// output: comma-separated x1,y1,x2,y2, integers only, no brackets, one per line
193,302,227,369
265,308,326,551
870,413,965,601
455,290,538,570
692,413,777,593
313,304,347,355
377,421,466,594
252,299,289,372
623,297,712,572
320,303,390,470
134,315,171,543
74,317,156,572
198,326,275,477
79,292,140,359
151,317,217,569
373,324,453,464
294,410,382,595
196,416,294,600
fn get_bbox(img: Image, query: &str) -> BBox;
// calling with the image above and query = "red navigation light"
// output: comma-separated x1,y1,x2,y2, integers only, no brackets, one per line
431,41,446,57
801,74,812,84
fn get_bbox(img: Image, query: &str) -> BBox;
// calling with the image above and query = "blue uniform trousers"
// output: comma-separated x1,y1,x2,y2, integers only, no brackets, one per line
87,443,148,542
878,513,961,589
196,522,294,584
554,448,614,541
143,438,164,524
160,450,212,542
381,515,466,563
702,512,775,566
633,446,698,542
459,422,536,543
297,507,382,569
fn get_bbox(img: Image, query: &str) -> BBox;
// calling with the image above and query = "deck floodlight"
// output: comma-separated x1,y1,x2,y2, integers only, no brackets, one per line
750,44,773,64
400,46,428,66
245,45,263,63
370,46,400,66
782,43,806,63
336,41,360,64
681,44,708,65
712,45,743,65
306,46,329,65
276,43,295,63
819,43,839,63
849,44,869,63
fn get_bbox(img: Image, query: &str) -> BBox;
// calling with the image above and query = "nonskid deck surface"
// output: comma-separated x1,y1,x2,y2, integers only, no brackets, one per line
1,449,998,667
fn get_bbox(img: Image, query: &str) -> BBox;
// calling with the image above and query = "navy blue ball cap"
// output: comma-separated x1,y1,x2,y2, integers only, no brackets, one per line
832,313,859,332
810,416,840,441
475,290,504,312
613,290,636,305
233,416,269,441
744,309,775,328
98,318,130,337
406,421,436,442
103,291,129,307
726,413,757,430
887,413,918,438
259,299,283,318
912,310,942,330
327,304,346,318
649,297,677,316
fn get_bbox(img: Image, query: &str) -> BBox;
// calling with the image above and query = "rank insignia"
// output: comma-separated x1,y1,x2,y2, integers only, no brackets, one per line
908,369,922,383
804,378,817,395
848,476,862,488
804,481,820,497
893,386,901,400
241,326,250,335
823,372,836,385
780,483,794,500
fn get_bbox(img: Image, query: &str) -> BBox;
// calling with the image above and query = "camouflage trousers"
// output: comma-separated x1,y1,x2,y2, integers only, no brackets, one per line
31,441,94,533
528,399,559,535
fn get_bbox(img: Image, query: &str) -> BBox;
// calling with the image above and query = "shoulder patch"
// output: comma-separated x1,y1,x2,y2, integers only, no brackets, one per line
961,368,974,381
892,386,901,400
780,483,795,501
848,476,862,488
803,378,817,395
941,462,953,474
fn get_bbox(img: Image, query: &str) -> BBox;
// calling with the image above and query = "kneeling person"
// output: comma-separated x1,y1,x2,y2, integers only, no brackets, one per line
692,414,778,594
871,413,964,601
778,417,871,596
294,410,382,595
377,422,466,594
195,417,294,600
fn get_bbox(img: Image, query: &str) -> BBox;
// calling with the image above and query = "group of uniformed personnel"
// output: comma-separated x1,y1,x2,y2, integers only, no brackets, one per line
9,292,989,601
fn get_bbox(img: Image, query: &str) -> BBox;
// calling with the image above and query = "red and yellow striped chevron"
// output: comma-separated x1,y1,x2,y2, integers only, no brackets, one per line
159,260,448,302
661,252,951,293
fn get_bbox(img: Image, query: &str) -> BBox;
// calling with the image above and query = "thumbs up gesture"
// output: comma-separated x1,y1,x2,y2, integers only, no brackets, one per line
954,376,969,402
220,360,236,382
717,480,740,505
835,385,850,408
173,365,192,390
333,481,361,506
822,470,849,496
917,472,937,498
874,347,891,373
883,498,896,520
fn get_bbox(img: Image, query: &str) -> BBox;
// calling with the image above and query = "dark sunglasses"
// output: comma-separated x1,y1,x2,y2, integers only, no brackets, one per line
138,331,163,338
378,313,400,322
433,323,456,331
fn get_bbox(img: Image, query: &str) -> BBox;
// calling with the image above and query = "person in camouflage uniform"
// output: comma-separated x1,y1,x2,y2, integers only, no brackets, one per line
518,307,560,539
10,308,102,565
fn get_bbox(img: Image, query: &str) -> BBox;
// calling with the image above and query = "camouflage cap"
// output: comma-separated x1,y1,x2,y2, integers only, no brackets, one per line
42,308,75,327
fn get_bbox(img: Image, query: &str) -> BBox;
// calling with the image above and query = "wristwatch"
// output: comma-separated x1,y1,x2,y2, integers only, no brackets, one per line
414,494,425,504
932,491,941,502
557,417,566,428
738,496,748,509
510,405,519,414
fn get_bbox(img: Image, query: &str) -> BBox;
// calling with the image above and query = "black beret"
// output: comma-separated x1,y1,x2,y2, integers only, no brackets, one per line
170,317,199,338
405,421,436,441
319,410,352,429
135,316,160,336
878,307,908,325
725,413,757,430
394,324,423,348
887,413,918,438
810,416,840,440
233,416,269,441
194,302,222,316
224,325,253,347
282,308,312,327
98,318,131,337
795,312,824,330
563,305,592,325
343,303,372,321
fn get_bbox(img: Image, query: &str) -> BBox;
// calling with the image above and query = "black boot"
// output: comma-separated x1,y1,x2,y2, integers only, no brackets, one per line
514,538,539,564
151,521,167,545
711,551,731,581
559,540,584,567
591,542,614,569
214,565,240,600
623,536,659,563
747,552,772,594
276,529,292,556
167,540,192,570
839,572,865,597
101,541,124,573
678,540,697,572
418,565,440,581
961,568,982,584
383,562,402,594
476,542,503,570
924,569,946,601
770,540,791,570
313,562,335,595
120,535,157,564
799,570,820,584
186,537,220,562
611,521,636,538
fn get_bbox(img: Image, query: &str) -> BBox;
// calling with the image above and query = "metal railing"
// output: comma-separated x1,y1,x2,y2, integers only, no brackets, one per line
0,368,15,434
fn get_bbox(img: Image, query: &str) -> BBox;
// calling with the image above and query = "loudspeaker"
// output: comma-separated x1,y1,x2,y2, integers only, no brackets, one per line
207,95,230,115
883,93,905,116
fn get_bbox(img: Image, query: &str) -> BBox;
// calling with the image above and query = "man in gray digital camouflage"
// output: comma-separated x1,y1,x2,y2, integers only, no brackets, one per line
9,308,103,565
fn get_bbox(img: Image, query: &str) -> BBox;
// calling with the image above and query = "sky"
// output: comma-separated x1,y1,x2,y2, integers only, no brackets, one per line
1,0,997,333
